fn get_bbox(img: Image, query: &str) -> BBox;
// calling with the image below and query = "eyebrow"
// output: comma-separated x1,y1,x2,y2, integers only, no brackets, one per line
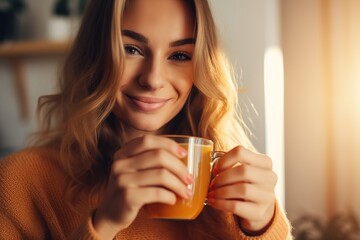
170,38,196,47
122,30,148,44
121,29,195,47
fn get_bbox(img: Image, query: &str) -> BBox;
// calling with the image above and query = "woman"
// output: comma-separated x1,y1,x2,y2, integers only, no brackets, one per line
0,0,292,239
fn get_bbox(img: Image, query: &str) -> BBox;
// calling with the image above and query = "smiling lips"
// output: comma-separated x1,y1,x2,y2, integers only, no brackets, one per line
127,95,170,112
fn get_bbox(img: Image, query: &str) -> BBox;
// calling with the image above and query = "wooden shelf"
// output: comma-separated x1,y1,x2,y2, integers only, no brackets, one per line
0,40,72,57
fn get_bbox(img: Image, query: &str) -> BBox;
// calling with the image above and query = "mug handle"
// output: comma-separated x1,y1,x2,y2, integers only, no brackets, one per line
211,151,225,173
204,151,225,206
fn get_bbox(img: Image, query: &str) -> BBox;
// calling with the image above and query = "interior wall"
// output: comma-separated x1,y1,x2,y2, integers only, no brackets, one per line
0,57,59,149
0,0,67,150
209,0,266,153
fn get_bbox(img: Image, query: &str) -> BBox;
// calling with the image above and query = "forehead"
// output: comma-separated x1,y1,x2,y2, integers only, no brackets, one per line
122,0,195,40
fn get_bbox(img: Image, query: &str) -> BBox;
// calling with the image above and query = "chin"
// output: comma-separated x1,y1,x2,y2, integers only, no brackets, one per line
132,122,165,133
133,117,176,134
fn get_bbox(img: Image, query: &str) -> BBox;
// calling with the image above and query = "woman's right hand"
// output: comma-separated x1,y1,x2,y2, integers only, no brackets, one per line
92,135,193,239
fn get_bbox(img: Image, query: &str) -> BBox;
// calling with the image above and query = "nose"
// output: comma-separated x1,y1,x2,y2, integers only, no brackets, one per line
138,56,165,90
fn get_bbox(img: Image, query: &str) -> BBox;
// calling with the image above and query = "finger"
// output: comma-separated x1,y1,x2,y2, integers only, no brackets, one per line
207,197,276,230
112,149,193,185
213,146,273,175
116,169,192,200
207,183,274,203
115,135,187,159
210,165,277,190
123,187,178,207
206,198,261,221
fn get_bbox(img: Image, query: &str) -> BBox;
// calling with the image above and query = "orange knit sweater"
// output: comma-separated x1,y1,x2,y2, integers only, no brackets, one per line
0,148,292,239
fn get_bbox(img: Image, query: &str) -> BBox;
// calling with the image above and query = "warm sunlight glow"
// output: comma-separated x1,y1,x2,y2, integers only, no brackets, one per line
264,46,285,207
352,64,360,124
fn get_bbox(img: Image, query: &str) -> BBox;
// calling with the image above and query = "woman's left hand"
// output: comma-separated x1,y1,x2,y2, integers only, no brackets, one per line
207,145,277,234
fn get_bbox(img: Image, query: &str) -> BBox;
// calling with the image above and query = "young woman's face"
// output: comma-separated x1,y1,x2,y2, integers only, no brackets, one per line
114,0,195,138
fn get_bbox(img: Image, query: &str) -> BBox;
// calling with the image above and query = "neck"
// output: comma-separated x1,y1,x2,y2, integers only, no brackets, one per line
118,120,180,144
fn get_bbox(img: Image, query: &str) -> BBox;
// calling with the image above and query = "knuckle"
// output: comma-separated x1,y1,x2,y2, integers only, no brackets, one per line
116,175,126,187
153,149,166,161
230,202,241,214
156,188,176,204
140,135,154,147
238,164,249,177
153,150,172,168
264,155,273,169
111,157,128,174
272,172,278,184
157,169,169,182
110,162,122,177
233,145,245,158
122,189,136,205
240,184,250,196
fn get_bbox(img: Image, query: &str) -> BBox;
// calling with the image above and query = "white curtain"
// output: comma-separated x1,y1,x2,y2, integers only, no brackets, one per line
283,0,360,223
326,0,360,217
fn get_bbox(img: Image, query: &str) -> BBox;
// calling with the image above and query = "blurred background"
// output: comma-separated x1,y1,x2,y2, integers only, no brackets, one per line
1,0,359,238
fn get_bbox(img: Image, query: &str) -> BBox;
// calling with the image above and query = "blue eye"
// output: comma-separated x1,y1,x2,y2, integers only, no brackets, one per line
124,45,142,56
169,52,192,62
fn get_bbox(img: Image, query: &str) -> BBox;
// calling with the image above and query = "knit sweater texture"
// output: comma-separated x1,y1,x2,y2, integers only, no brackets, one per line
0,147,292,239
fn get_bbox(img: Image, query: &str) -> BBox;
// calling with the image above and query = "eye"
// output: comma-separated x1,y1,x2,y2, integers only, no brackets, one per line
169,52,192,62
124,45,143,56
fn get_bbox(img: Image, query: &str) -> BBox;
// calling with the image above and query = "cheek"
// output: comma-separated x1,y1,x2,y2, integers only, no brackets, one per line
183,82,193,98
120,63,141,86
174,68,194,95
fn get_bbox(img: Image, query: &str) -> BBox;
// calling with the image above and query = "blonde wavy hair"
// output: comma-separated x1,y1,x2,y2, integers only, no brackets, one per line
33,0,254,239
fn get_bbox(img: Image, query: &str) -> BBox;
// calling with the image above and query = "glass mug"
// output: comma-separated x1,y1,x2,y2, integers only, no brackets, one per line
144,135,224,220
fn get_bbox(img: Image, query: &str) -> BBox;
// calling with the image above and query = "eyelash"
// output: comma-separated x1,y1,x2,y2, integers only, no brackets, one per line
169,52,192,62
124,45,192,62
124,45,143,56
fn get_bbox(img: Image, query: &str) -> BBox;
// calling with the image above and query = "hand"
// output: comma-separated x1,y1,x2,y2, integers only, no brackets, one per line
92,135,193,239
207,146,277,234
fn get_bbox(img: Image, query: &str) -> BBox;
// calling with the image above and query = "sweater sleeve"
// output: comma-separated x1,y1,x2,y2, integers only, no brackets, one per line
233,201,293,240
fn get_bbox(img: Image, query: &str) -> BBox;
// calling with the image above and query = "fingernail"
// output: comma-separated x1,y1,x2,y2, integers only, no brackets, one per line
185,174,193,184
178,147,187,157
212,165,218,175
186,189,193,199
209,179,215,190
